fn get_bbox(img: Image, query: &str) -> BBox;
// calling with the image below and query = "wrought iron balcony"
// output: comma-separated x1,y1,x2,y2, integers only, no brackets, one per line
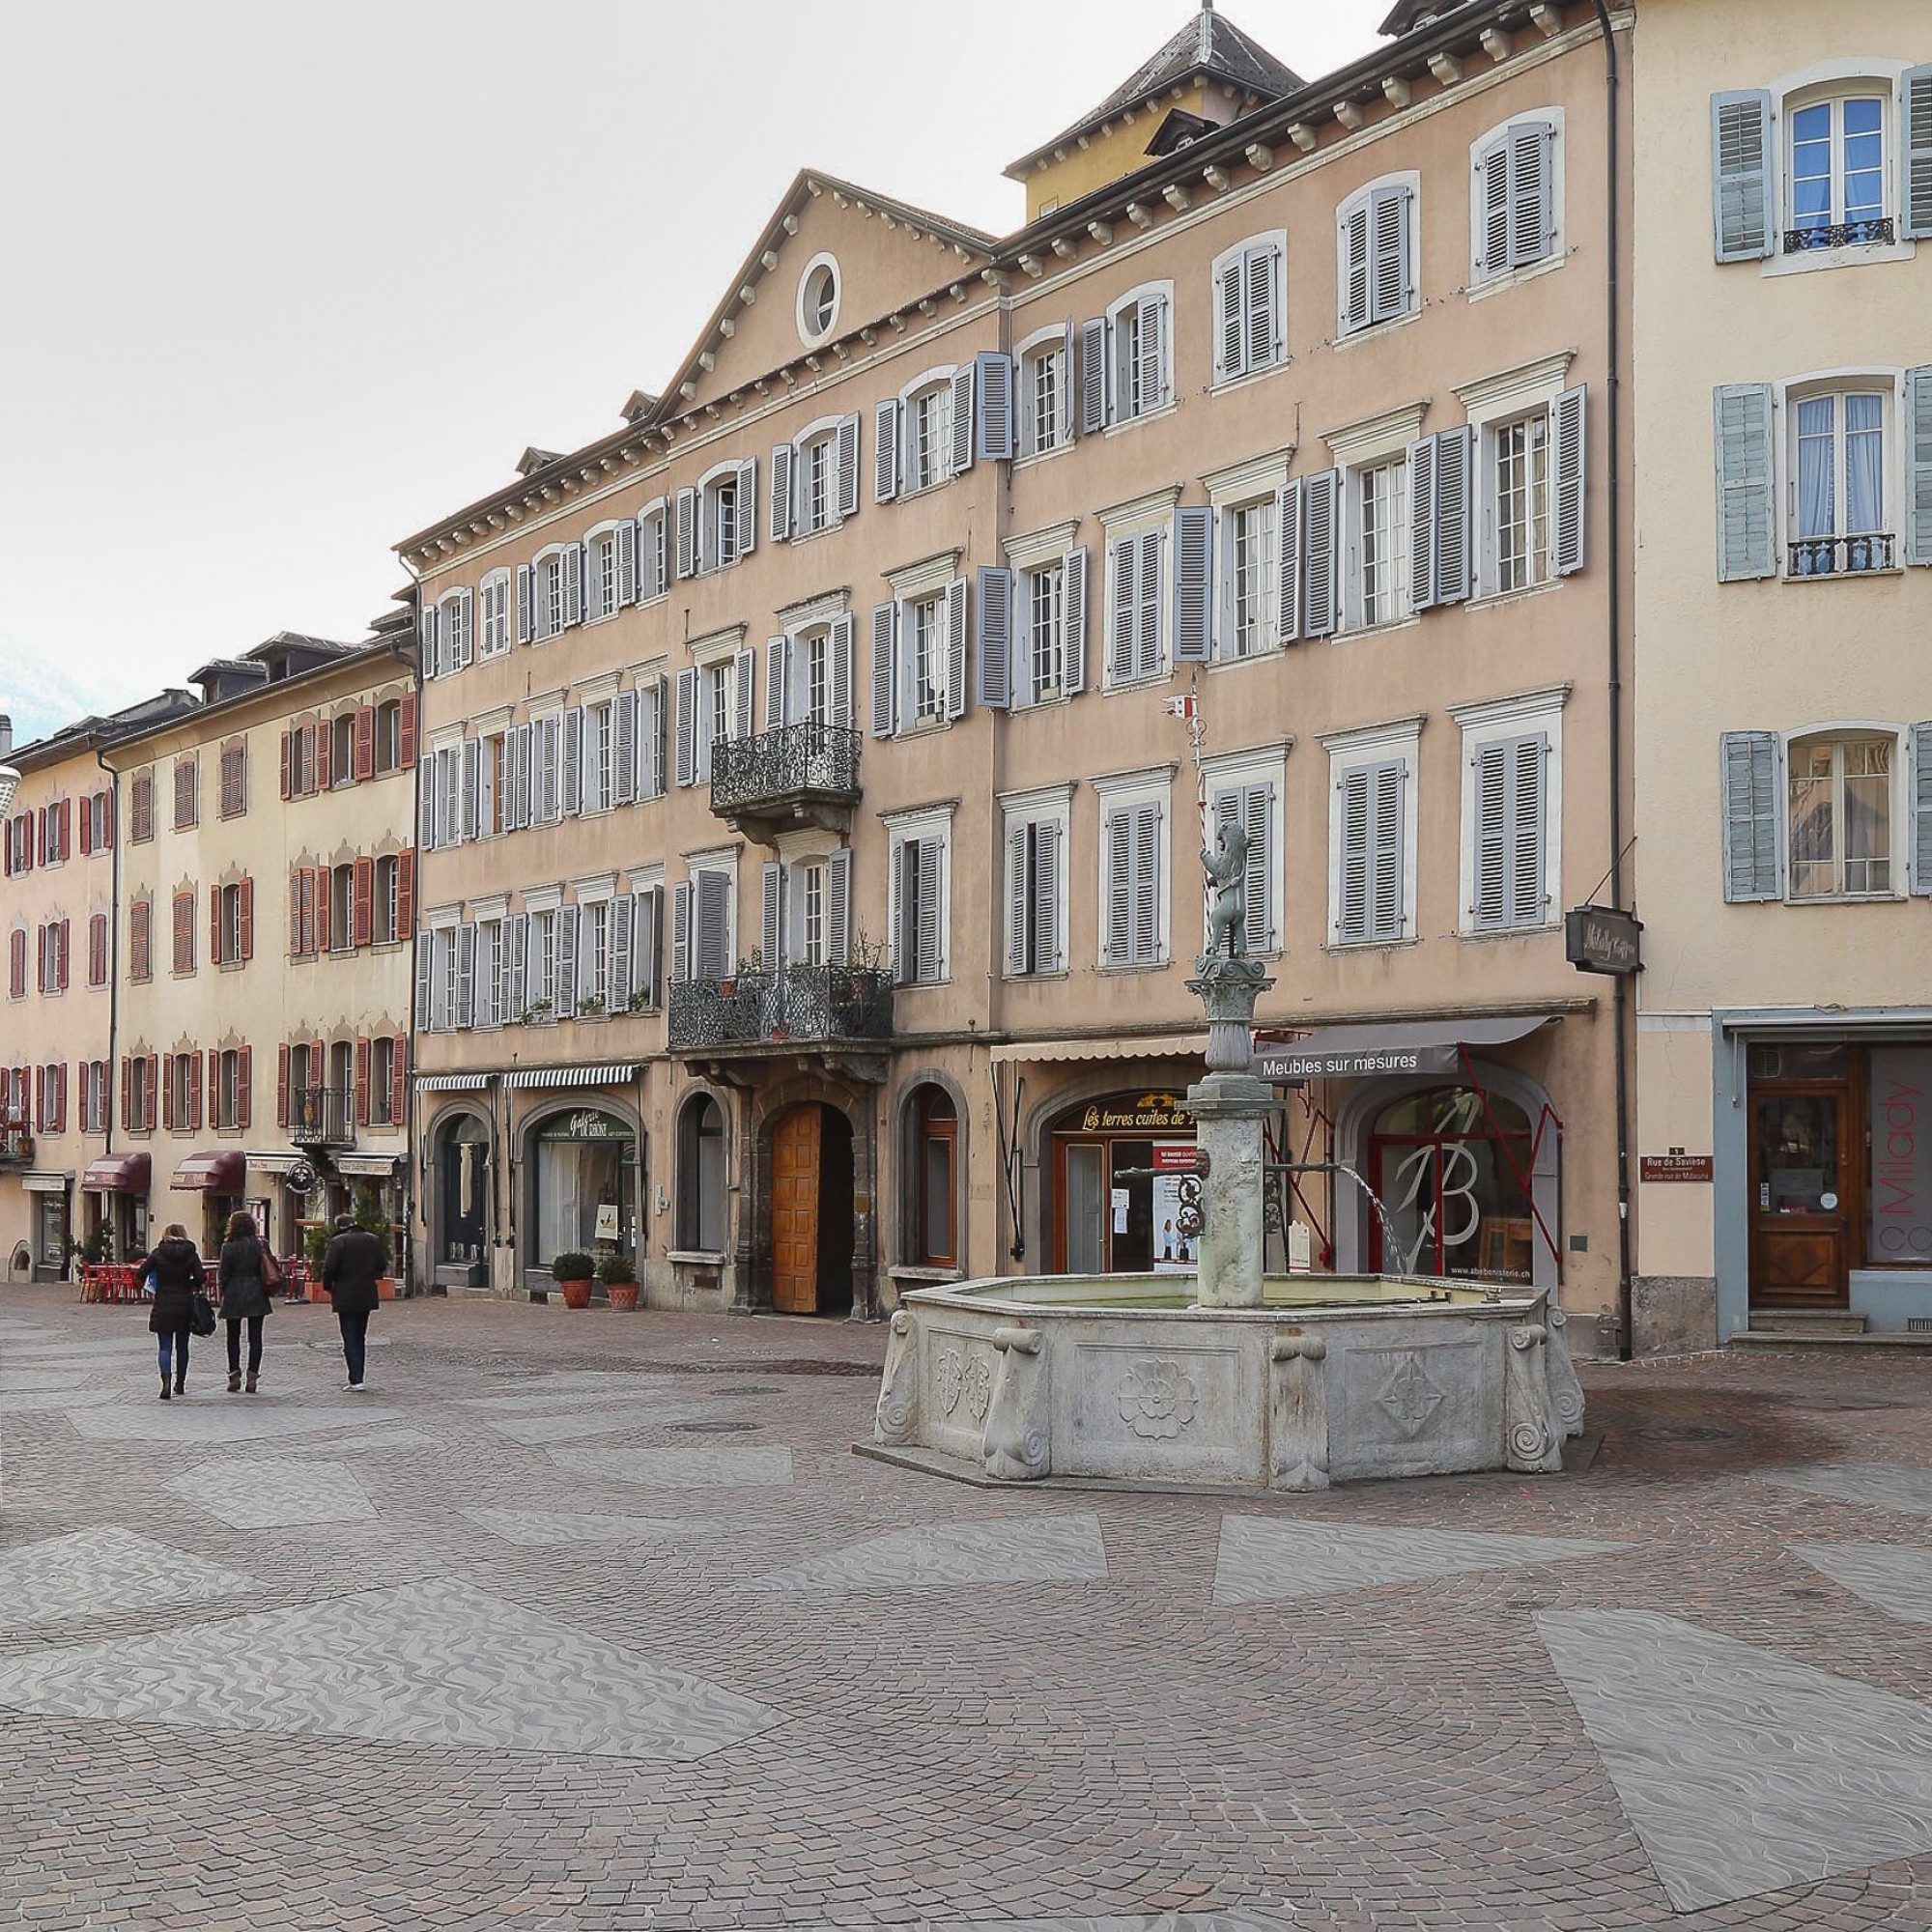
709,722,861,842
1788,533,1895,579
668,965,894,1053
1783,217,1894,253
289,1085,356,1149
0,1122,33,1168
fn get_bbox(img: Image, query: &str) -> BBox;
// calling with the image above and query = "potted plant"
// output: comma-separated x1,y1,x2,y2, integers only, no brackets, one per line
354,1185,399,1299
579,992,606,1017
597,1249,640,1312
302,1221,331,1302
551,1249,595,1310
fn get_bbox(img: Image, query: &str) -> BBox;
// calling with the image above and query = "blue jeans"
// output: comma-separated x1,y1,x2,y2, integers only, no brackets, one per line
337,1309,370,1385
157,1330,190,1381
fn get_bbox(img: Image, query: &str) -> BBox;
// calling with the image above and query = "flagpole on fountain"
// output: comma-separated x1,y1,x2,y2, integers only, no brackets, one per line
1166,675,1209,938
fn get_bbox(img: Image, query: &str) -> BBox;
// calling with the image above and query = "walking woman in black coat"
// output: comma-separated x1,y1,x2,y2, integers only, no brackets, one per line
143,1224,206,1400
216,1209,273,1395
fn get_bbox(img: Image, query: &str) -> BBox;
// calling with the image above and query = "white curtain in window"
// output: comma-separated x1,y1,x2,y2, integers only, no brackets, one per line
1797,396,1834,539
1846,394,1885,533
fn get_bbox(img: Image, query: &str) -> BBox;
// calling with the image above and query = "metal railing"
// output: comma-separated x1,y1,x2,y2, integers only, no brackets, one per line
710,722,861,813
668,965,893,1051
0,1123,33,1165
1789,533,1895,578
1784,217,1894,253
289,1086,356,1147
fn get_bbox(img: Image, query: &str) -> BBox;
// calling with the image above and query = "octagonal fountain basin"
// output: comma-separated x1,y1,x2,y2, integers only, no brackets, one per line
869,1274,1585,1492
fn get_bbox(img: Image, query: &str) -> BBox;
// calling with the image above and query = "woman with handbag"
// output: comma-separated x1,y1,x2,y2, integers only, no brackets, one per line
216,1209,274,1395
143,1223,208,1401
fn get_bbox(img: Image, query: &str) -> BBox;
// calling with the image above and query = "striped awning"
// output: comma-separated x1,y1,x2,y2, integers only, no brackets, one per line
82,1152,151,1193
990,1034,1204,1066
333,1153,403,1177
502,1065,639,1090
416,1073,492,1092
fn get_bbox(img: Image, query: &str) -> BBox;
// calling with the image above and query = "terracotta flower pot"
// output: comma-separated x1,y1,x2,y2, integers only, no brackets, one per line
557,1277,594,1309
607,1283,640,1312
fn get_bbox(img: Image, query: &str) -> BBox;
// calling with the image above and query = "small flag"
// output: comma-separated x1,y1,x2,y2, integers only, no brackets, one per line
1164,695,1196,720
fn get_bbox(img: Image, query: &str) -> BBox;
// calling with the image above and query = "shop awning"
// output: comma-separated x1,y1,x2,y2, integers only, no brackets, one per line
170,1150,247,1192
20,1170,72,1194
1253,1014,1556,1083
417,1073,492,1092
502,1065,638,1090
333,1153,403,1177
990,1034,1204,1066
245,1151,307,1176
81,1153,151,1194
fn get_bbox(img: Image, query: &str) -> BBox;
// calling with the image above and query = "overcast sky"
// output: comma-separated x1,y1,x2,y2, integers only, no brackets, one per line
0,0,1392,750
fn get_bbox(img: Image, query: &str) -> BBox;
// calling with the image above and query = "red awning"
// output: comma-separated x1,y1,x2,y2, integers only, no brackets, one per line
81,1152,152,1194
170,1151,247,1193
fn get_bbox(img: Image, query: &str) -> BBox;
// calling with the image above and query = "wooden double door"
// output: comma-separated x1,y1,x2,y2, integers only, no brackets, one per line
1749,1076,1853,1308
770,1104,855,1316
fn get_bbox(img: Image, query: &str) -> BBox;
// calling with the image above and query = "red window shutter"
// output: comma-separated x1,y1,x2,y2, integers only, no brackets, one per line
59,1063,69,1133
353,856,374,947
57,920,69,991
276,1043,290,1127
210,887,223,965
398,690,417,767
240,877,254,960
397,848,415,941
78,802,91,857
237,1045,252,1128
319,724,334,791
100,797,113,849
35,1065,43,1131
147,1054,158,1127
355,704,376,780
390,1033,408,1130
207,1049,219,1125
188,1050,203,1133
10,928,22,999
279,730,293,800
120,1056,131,1130
288,871,303,956
162,1057,175,1132
61,800,71,857
355,1036,371,1125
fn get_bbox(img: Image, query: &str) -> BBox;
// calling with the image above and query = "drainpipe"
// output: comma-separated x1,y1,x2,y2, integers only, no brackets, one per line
93,742,121,1166
1588,0,1634,1360
393,585,427,1290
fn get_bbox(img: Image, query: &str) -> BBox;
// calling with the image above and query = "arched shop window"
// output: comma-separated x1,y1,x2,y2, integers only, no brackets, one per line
677,1094,727,1252
1048,1091,1199,1277
530,1109,635,1267
437,1115,492,1267
1367,1086,1536,1283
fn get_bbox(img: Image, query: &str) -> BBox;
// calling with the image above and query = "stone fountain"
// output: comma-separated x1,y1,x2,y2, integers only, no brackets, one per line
868,822,1584,1492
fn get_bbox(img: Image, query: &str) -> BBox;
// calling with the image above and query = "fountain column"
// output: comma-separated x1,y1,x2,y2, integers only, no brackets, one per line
1184,955,1274,1310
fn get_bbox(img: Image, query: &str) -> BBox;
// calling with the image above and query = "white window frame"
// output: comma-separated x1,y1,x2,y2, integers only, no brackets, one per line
583,521,625,623
1221,494,1279,662
791,414,846,538
1457,352,1577,602
1015,324,1072,463
1321,716,1424,949
478,569,513,658
436,588,472,672
795,250,841,348
1467,109,1566,295
898,366,956,496
999,782,1074,978
1782,372,1901,570
1209,230,1288,388
697,461,743,575
1449,686,1569,935
1780,722,1907,902
1104,280,1175,429
1201,744,1289,956
1335,172,1421,339
1762,60,1918,277
525,899,559,1021
637,499,670,603
530,544,574,642
578,892,613,1012
882,806,954,987
475,916,505,1029
1093,765,1175,970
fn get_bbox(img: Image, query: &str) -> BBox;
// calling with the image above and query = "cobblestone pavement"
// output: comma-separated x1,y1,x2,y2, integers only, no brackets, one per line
4,1285,1932,1932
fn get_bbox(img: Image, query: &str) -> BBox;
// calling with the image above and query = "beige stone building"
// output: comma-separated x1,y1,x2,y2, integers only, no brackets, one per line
1630,0,1932,1344
99,633,417,1264
1,696,196,1276
400,0,1634,1340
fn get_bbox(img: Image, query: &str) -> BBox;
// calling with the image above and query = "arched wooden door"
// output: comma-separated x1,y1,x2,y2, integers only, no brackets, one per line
771,1105,822,1314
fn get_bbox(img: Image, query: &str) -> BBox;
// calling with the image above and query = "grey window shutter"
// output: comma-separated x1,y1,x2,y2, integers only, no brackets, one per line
1104,809,1130,963
417,930,435,1030
696,870,730,981
1214,255,1244,383
977,351,1014,461
1063,547,1088,694
1713,384,1777,582
1302,470,1342,639
770,441,793,543
945,577,969,720
554,906,579,1018
515,723,534,828
417,757,435,850
830,613,855,728
1472,741,1512,927
1372,185,1412,323
1906,67,1932,242
1078,318,1108,435
1511,123,1555,268
1552,384,1588,576
733,645,756,742
1339,767,1372,942
674,667,698,787
1905,365,1932,568
764,636,788,730
562,546,582,627
1407,435,1438,612
735,458,757,558
515,565,533,644
1035,817,1062,970
838,412,862,519
917,838,944,980
1478,133,1513,279
1712,90,1775,263
1242,783,1271,952
760,862,782,968
675,488,696,579
1277,478,1305,641
826,847,851,963
1246,242,1280,372
1173,506,1213,662
1372,761,1406,939
1720,730,1781,901
1342,201,1372,333
559,707,582,817
1109,535,1137,683
870,601,897,738
1136,527,1163,678
639,513,665,601
893,841,918,983
669,880,693,983
1006,823,1030,975
651,678,669,797
1433,425,1474,605
1914,724,1932,895
874,399,900,502
419,601,440,679
455,589,473,667
615,520,638,606
545,717,565,823
1132,800,1161,963
977,566,1012,707
611,691,638,806
1510,734,1548,926
951,363,976,476
610,897,633,1009
508,912,527,1019
1136,293,1166,411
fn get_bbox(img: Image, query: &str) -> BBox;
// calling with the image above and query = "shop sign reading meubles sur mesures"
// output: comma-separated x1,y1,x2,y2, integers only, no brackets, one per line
1252,1041,1466,1083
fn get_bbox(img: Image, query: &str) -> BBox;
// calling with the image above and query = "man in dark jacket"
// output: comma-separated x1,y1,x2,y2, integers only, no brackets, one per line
321,1212,385,1392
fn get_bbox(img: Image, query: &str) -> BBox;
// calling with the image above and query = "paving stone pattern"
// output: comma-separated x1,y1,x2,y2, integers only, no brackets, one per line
7,1286,1932,1931
165,1459,379,1529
